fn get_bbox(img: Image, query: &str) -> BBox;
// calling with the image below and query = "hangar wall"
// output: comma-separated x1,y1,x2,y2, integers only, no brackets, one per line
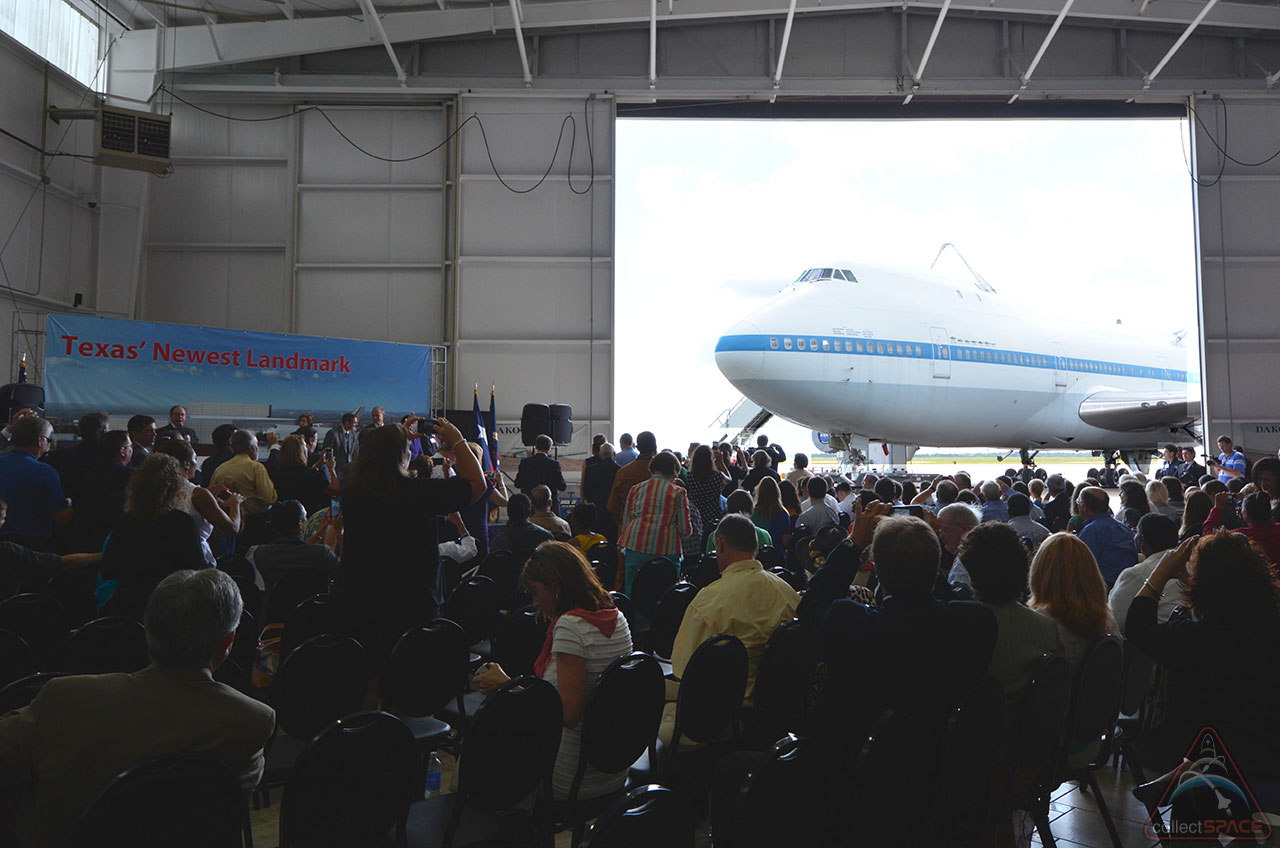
1194,96,1280,457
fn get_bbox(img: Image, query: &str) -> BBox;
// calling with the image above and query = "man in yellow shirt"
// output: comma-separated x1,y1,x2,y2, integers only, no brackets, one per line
210,430,278,517
661,513,799,743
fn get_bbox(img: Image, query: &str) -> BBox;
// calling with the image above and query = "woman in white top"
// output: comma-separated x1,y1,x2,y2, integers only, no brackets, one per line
153,439,243,564
474,541,633,800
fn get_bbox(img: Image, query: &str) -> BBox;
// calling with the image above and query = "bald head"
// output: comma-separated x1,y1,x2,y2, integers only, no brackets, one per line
1076,486,1109,517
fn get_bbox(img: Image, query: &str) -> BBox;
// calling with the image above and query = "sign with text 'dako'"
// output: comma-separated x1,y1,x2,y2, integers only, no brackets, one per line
45,314,436,422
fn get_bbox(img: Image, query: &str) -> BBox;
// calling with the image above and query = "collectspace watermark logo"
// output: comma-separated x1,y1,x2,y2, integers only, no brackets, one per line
1143,727,1273,843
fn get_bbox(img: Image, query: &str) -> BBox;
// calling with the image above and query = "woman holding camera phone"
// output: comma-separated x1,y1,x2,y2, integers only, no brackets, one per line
326,419,485,665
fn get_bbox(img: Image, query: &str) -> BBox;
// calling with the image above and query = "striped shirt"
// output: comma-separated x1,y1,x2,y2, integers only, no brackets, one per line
544,613,634,800
618,475,692,556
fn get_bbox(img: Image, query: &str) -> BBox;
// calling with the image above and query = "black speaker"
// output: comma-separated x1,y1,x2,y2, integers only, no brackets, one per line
521,404,551,446
549,403,573,446
0,384,44,420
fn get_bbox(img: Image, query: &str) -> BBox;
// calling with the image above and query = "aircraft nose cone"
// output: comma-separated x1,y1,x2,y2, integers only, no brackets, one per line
715,321,764,386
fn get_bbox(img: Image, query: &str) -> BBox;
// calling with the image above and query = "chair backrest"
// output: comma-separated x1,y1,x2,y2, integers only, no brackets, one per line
580,785,693,848
0,593,68,663
280,594,331,658
936,676,1005,838
271,634,368,740
747,619,812,740
647,582,699,660
279,711,419,848
382,619,470,717
672,634,747,745
0,629,34,689
70,753,245,848
727,735,818,848
852,707,941,847
0,671,67,713
756,545,784,568
1118,639,1155,717
1057,636,1123,782
228,607,259,672
610,592,635,633
457,676,563,811
631,559,677,617
438,555,464,598
217,554,262,619
592,561,616,592
264,571,332,624
585,541,617,567
441,574,500,646
572,653,665,803
687,554,721,590
62,617,149,675
489,607,549,678
1009,653,1072,791
478,550,523,609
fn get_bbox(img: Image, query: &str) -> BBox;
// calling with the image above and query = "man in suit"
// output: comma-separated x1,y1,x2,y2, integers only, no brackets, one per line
0,568,275,848
514,434,566,511
1178,447,1207,487
1041,473,1072,532
126,414,157,468
321,412,360,479
156,405,198,444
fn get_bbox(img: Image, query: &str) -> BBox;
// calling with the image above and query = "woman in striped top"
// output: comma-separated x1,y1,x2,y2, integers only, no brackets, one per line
474,541,633,800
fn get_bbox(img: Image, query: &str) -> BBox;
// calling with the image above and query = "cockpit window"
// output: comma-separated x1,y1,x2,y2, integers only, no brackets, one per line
795,268,859,283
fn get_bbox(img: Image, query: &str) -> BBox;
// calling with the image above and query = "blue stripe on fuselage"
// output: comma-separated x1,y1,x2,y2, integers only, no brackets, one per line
715,333,1191,383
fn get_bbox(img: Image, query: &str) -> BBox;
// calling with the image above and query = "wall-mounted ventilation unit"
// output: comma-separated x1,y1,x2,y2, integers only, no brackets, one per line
93,105,171,174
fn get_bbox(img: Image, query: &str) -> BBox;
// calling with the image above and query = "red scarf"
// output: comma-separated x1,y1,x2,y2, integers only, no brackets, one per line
534,607,619,678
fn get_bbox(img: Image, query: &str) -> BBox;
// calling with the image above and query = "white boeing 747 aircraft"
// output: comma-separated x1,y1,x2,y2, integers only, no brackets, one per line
714,264,1200,469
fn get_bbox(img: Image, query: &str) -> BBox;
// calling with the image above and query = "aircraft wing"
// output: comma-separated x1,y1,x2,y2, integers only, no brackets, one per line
1078,391,1201,433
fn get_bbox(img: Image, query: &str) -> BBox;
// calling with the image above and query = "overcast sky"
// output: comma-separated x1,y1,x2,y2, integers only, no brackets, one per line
613,117,1198,454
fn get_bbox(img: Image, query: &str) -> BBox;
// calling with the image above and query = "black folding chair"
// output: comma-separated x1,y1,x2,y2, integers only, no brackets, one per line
0,629,34,689
280,594,330,658
631,634,747,789
407,676,563,848
741,618,813,746
933,676,1005,846
721,734,818,848
441,575,500,648
227,608,259,683
610,593,636,633
580,785,693,848
586,541,618,570
557,653,666,845
768,565,806,592
0,593,68,667
646,582,698,660
489,607,550,678
999,654,1072,845
70,753,247,848
61,617,149,675
1023,637,1124,848
382,619,468,747
279,711,419,848
218,554,263,620
630,559,677,619
477,550,523,611
0,671,68,713
755,545,784,569
1111,639,1156,784
686,554,721,590
263,571,331,625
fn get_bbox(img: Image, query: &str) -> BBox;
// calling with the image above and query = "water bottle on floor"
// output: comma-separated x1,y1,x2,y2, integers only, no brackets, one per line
424,752,443,799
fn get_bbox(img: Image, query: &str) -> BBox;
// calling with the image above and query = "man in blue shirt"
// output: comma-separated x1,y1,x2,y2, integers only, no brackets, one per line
1075,486,1139,587
1209,435,1247,485
1154,444,1183,480
0,417,72,550
614,433,639,467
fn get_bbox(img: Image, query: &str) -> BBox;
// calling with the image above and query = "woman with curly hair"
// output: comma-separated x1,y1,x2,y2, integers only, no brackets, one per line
99,453,208,620
1127,530,1280,810
1028,533,1117,674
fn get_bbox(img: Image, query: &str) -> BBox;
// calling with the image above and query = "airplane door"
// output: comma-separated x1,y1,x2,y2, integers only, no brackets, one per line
1051,342,1067,388
930,327,951,379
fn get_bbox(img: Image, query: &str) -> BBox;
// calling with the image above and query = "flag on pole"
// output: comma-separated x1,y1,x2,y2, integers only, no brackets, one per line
487,385,500,471
473,388,493,473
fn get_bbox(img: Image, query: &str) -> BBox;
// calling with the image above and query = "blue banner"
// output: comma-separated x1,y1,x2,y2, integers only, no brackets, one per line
45,314,437,423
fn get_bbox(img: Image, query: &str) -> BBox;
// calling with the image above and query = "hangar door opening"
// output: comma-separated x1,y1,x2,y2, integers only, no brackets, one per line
614,117,1199,461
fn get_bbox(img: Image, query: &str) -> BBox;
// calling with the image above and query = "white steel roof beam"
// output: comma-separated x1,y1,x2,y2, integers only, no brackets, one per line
773,0,799,89
354,0,407,85
114,0,1280,73
904,0,951,104
649,0,657,88
509,0,533,85
1009,0,1076,102
1143,0,1221,89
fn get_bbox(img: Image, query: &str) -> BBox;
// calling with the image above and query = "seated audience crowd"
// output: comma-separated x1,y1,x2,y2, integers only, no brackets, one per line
1,411,1278,845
